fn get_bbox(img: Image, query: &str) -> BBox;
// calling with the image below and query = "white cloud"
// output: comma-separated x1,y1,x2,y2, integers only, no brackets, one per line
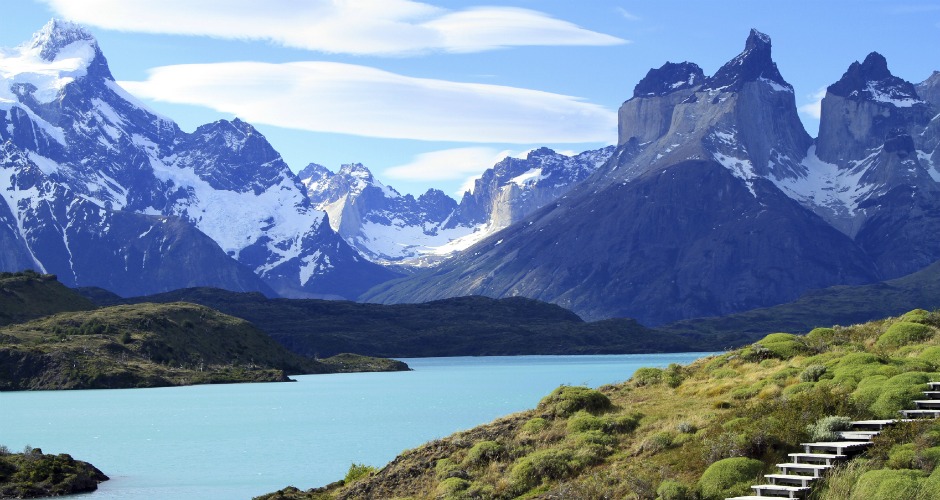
40,0,626,55
384,147,514,181
119,61,617,143
383,146,522,196
799,88,828,120
616,7,641,21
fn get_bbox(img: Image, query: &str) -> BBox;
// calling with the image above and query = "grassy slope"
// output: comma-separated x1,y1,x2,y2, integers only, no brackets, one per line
257,309,940,500
0,302,408,391
0,271,94,326
96,288,707,357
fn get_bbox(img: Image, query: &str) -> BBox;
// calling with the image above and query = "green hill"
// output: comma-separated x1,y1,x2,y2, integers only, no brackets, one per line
96,288,708,357
257,309,940,499
0,271,94,326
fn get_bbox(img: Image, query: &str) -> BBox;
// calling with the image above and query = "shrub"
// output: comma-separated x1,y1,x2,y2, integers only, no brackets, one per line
572,430,616,448
435,458,466,480
807,327,837,342
463,441,504,466
343,463,376,484
509,448,579,494
436,477,470,498
751,333,808,360
632,367,664,386
869,372,932,418
522,417,549,435
677,422,697,434
901,309,931,324
537,386,612,418
664,363,687,388
920,347,940,369
567,411,605,434
876,322,935,349
888,443,917,469
604,412,643,434
640,432,674,453
851,469,925,499
698,457,764,500
657,479,692,500
807,415,853,442
800,364,828,382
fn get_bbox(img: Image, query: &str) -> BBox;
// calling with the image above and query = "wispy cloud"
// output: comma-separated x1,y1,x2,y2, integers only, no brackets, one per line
40,0,626,55
616,7,640,21
119,61,617,143
383,147,517,196
798,88,828,120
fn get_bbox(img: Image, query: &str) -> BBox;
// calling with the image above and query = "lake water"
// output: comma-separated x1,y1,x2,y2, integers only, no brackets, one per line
0,353,713,499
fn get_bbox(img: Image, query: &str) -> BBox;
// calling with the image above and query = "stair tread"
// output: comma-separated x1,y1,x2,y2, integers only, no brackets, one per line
751,483,811,491
765,473,818,480
787,452,846,458
778,463,830,468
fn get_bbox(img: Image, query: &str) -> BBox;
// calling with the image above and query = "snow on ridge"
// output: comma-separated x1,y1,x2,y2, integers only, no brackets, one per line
509,167,545,187
759,77,793,93
865,82,922,108
0,36,95,104
773,146,869,217
712,150,757,196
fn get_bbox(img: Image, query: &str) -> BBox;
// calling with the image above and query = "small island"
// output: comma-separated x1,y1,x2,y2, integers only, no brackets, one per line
0,446,108,498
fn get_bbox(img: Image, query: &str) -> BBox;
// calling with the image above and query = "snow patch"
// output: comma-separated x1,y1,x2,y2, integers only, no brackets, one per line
759,77,793,93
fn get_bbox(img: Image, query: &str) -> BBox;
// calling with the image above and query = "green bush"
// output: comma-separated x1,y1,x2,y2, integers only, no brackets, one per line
522,417,549,435
800,364,828,382
603,412,642,434
888,443,917,469
698,457,764,500
572,430,616,448
657,479,692,500
876,322,935,349
537,386,612,418
850,469,925,499
752,333,808,360
509,448,579,493
901,309,931,324
807,327,837,342
436,477,470,498
920,347,940,368
664,363,687,388
632,367,664,386
434,458,465,480
567,411,605,433
343,463,376,484
807,416,852,442
869,372,932,418
463,441,504,466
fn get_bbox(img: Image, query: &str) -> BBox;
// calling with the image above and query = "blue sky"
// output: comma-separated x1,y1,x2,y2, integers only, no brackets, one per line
3,1,939,197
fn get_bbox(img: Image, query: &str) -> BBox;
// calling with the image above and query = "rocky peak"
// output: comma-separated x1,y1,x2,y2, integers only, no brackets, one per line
915,71,940,107
297,163,332,183
337,163,375,184
704,29,789,92
527,147,556,159
633,62,704,98
827,52,921,106
29,19,96,61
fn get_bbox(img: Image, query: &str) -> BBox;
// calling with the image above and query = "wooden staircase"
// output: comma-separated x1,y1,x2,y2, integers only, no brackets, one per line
726,381,940,499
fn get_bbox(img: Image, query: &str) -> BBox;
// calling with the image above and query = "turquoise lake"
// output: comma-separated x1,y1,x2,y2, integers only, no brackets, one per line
0,353,713,499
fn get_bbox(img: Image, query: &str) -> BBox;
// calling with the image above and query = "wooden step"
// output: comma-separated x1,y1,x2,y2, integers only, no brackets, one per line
838,430,879,440
849,419,898,430
751,483,810,498
901,409,940,418
928,382,940,390
923,391,940,399
914,400,940,409
800,441,872,455
764,473,817,487
776,463,831,478
787,452,846,465
726,496,773,500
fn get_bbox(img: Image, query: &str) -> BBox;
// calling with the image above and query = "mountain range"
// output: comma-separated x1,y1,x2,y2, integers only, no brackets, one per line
365,30,940,324
3,22,940,327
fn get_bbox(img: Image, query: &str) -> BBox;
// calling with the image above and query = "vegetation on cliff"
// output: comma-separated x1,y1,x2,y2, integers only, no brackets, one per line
0,445,107,498
257,309,940,499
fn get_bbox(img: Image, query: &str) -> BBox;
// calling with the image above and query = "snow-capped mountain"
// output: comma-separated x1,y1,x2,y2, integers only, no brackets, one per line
300,147,615,265
0,20,396,298
365,29,940,324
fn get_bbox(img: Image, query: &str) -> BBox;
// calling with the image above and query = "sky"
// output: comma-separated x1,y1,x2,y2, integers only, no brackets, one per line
2,1,939,197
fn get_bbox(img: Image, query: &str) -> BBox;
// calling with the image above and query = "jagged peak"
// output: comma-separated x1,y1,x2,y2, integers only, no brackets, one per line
633,61,704,98
703,29,790,92
298,163,332,180
828,52,922,107
527,147,557,159
28,19,96,61
338,163,373,179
